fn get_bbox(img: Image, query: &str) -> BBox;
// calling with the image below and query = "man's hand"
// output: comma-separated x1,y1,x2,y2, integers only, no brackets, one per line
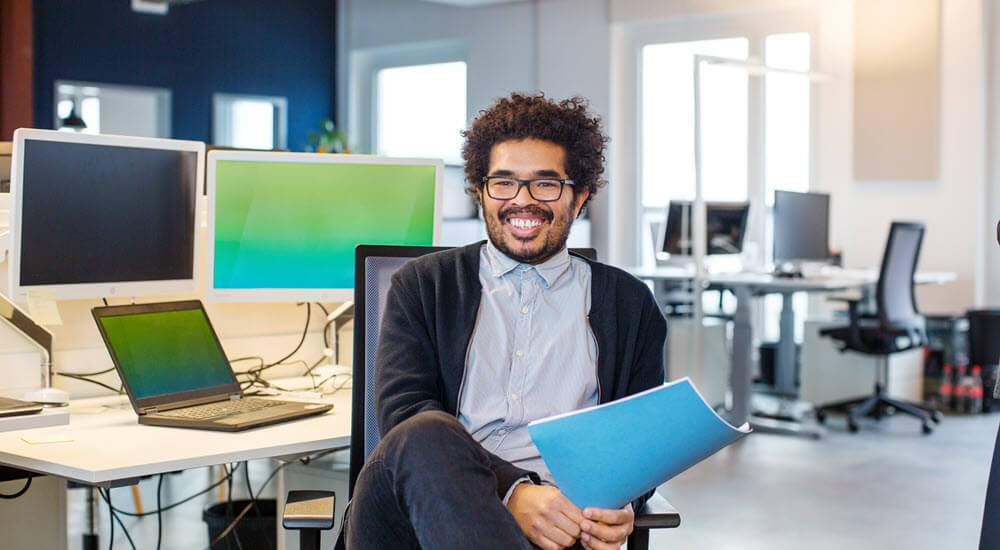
506,483,585,550
579,503,634,550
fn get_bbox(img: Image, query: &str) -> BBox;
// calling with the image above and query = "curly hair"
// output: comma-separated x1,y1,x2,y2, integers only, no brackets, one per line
461,93,608,209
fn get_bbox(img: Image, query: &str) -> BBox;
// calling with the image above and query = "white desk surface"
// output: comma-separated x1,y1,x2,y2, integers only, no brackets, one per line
0,384,351,486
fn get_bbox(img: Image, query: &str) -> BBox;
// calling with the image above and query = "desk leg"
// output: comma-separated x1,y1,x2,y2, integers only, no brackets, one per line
775,292,798,397
729,286,754,425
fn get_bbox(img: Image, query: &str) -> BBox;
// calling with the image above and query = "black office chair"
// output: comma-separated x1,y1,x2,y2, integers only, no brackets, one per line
814,222,940,434
343,244,679,550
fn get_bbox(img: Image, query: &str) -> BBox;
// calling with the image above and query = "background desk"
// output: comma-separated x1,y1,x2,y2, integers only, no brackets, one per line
627,267,956,435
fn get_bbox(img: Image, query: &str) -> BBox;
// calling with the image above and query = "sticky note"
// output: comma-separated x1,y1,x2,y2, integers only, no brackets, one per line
26,289,62,326
21,434,74,444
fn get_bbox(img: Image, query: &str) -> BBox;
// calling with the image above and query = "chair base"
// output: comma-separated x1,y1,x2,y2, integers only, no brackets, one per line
815,383,939,434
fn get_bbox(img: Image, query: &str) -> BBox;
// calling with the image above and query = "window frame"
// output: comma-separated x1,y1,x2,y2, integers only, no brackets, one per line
349,39,468,163
211,93,288,150
614,10,819,268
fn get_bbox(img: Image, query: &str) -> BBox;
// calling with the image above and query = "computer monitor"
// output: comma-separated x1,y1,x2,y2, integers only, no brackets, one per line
9,129,203,301
661,201,750,257
772,190,830,264
206,151,443,302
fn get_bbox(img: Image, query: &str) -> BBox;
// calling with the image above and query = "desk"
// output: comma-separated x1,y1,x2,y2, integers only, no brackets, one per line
628,266,955,436
0,389,351,488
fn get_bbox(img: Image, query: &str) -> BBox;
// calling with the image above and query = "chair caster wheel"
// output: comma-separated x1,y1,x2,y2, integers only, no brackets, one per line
847,422,859,433
816,411,826,424
922,424,933,435
931,412,942,423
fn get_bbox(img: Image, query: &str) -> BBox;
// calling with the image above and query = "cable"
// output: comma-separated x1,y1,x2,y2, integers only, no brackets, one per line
107,489,114,550
106,466,236,518
102,298,109,306
54,372,122,394
156,474,165,550
99,488,137,550
0,477,31,499
59,367,116,377
224,463,243,550
265,303,311,368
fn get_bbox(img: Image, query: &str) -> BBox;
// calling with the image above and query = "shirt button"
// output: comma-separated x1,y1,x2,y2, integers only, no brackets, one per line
521,306,529,314
515,350,524,357
510,393,519,401
498,428,507,435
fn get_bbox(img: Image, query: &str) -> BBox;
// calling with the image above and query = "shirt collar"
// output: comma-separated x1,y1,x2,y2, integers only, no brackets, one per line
484,241,571,288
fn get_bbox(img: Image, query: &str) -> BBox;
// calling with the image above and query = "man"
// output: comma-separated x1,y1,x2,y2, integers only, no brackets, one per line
342,93,667,550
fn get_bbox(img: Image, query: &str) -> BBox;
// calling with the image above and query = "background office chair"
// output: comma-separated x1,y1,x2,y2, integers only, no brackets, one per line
814,222,939,434
347,244,680,550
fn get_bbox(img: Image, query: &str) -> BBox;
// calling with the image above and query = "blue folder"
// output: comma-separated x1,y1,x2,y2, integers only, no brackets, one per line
528,377,750,510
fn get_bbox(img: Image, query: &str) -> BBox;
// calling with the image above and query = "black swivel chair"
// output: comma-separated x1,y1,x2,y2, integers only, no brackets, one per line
345,244,680,550
814,222,940,434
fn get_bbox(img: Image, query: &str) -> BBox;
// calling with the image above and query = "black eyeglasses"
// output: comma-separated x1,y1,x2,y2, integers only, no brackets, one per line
481,176,575,202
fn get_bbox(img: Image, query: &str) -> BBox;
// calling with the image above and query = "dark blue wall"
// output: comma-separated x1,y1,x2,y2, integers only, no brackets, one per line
33,0,335,151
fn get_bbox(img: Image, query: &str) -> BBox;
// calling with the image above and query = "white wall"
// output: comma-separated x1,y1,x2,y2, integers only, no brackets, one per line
816,0,986,314
986,0,1000,305
339,0,994,311
338,0,613,256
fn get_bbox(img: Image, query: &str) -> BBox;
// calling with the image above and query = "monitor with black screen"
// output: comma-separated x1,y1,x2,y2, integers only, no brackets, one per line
661,201,750,257
9,129,204,300
772,190,830,266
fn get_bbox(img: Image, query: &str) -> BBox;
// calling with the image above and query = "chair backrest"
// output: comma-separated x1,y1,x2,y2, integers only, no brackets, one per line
349,244,597,495
968,310,1000,368
876,222,924,328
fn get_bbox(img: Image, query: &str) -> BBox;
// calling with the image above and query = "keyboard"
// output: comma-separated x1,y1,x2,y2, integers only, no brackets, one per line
156,398,284,419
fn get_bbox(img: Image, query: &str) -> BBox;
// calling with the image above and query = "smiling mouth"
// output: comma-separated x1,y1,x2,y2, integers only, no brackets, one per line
509,218,543,230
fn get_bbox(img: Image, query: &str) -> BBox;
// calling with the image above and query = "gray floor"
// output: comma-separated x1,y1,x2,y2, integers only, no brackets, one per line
67,412,998,549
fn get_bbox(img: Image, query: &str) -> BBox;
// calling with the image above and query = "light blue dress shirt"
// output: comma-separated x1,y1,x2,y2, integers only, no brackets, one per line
458,241,599,486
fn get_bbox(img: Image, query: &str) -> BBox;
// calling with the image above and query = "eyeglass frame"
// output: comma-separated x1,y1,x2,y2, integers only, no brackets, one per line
480,176,576,202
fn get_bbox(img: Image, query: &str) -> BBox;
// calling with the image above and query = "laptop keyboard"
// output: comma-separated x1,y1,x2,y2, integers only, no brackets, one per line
156,399,284,419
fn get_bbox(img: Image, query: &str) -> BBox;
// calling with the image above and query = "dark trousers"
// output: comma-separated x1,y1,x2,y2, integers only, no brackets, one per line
342,410,536,550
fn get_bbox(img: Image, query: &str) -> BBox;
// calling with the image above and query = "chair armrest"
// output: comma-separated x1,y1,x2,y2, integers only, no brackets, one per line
282,490,336,531
634,491,681,529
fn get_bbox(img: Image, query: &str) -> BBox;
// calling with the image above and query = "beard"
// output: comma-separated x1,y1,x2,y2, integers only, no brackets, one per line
483,202,575,264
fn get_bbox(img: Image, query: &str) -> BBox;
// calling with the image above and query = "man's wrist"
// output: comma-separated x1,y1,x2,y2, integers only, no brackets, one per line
502,476,534,506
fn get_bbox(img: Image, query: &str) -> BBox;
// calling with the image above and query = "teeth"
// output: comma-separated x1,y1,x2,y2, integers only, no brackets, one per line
509,218,542,229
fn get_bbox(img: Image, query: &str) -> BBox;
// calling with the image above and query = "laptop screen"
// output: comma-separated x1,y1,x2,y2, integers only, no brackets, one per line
97,307,236,400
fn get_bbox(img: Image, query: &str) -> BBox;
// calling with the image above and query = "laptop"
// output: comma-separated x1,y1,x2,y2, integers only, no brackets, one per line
92,300,332,431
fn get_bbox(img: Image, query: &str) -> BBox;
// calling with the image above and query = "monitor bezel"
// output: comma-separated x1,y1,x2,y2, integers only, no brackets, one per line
9,128,205,302
205,150,444,302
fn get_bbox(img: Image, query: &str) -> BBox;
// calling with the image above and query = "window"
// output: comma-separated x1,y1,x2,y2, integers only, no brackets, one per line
55,81,171,138
213,94,287,150
374,61,467,164
641,38,750,208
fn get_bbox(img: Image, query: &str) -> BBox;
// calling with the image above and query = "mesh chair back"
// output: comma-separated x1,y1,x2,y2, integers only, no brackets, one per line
876,222,925,327
348,245,598,496
350,245,449,496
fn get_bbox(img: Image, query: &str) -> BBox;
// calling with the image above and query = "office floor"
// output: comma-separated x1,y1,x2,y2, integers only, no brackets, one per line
64,412,997,550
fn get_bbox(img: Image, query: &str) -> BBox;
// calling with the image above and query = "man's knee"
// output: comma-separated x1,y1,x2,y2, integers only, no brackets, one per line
378,410,476,467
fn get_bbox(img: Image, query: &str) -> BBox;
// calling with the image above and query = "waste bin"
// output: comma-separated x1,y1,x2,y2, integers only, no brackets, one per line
203,499,277,550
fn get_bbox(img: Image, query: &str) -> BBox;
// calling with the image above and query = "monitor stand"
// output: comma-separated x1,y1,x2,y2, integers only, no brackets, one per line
772,262,804,279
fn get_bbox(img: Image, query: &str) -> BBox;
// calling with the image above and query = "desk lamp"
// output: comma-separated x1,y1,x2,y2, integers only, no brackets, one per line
0,293,67,405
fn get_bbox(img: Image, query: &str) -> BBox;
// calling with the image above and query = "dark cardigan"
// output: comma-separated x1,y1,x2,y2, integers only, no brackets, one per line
373,241,667,511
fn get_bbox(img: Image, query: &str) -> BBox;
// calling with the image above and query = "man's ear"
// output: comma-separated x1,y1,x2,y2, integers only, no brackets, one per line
573,187,591,219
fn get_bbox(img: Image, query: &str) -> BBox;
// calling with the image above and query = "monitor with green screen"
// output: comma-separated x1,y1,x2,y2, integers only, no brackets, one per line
206,151,442,301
